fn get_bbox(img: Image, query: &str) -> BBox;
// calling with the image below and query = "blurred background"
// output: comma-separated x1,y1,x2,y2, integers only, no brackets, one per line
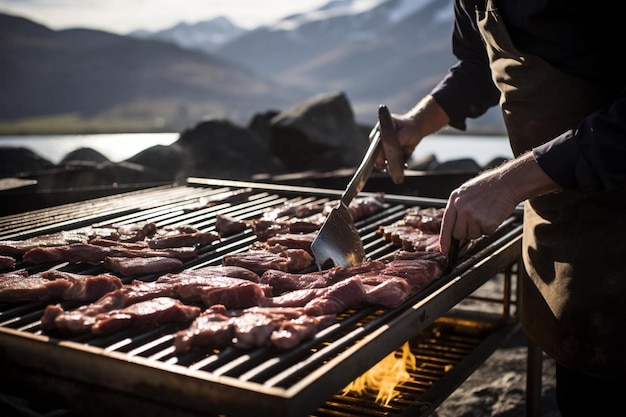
0,0,507,133
0,0,511,194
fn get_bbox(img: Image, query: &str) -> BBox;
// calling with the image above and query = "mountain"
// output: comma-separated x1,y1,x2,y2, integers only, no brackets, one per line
129,16,247,53
0,0,505,134
0,13,302,132
212,0,502,131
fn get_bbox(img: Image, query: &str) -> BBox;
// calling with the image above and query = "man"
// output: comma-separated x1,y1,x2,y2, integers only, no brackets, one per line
375,0,626,415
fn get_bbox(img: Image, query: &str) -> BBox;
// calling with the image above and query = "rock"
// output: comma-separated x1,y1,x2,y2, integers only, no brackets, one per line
0,147,55,177
433,158,482,173
176,117,286,180
248,109,280,144
408,153,440,171
60,147,109,164
267,91,368,171
126,143,187,183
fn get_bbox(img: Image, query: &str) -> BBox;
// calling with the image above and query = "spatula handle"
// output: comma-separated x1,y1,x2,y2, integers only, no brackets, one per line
340,106,385,206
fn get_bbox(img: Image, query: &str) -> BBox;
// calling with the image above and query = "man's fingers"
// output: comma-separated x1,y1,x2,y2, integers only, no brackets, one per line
439,203,457,254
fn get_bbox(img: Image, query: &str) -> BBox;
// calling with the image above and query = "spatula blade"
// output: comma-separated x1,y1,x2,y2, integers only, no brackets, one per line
311,203,365,270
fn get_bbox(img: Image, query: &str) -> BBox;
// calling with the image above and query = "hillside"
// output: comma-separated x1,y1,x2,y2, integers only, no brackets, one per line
0,13,303,133
0,0,506,135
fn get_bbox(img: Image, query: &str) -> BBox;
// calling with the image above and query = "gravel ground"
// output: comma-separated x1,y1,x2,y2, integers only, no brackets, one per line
429,274,562,417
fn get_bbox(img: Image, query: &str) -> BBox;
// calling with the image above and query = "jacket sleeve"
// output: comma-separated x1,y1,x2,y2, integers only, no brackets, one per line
429,0,500,131
533,91,626,194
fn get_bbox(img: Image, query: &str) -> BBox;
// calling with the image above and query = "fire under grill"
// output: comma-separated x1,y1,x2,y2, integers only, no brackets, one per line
0,177,523,417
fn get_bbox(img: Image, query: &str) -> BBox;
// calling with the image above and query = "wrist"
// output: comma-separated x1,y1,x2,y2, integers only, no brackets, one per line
498,151,561,202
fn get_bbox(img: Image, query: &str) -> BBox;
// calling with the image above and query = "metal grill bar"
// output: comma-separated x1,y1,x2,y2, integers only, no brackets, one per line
0,178,523,417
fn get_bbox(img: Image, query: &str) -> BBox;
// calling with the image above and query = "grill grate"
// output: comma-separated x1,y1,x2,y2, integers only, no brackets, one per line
0,178,523,417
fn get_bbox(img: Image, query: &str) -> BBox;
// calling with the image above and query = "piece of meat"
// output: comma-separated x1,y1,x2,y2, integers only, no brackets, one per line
270,314,336,350
361,275,412,308
222,246,313,276
195,280,268,309
324,260,387,285
376,207,445,252
0,270,28,281
22,243,110,264
147,231,220,249
348,194,386,220
121,279,180,305
231,311,285,349
110,222,158,242
104,256,183,276
0,230,100,256
381,251,447,292
260,288,324,307
0,272,72,303
41,290,127,335
260,201,325,222
173,305,234,353
88,238,149,249
173,305,309,353
248,219,290,241
22,243,197,264
266,232,317,253
304,277,367,316
182,188,255,212
401,207,444,234
215,214,250,237
0,255,16,269
182,265,260,283
154,273,271,304
260,269,328,295
91,297,201,336
287,213,327,234
403,232,440,252
41,270,123,302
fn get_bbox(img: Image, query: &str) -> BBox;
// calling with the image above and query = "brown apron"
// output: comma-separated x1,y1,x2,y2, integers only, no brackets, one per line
477,0,626,380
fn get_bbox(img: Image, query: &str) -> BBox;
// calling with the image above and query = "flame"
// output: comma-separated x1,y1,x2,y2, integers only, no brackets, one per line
342,342,416,406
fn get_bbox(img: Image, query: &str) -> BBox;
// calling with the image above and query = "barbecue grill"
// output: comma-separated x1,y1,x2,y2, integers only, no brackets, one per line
0,177,527,417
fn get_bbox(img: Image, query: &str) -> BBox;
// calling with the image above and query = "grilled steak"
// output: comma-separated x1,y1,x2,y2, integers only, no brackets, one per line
0,255,15,269
91,297,201,336
104,256,183,276
223,244,314,275
22,243,197,264
147,231,220,249
215,214,250,237
304,277,367,316
41,290,127,334
0,270,122,303
266,232,317,253
270,314,336,350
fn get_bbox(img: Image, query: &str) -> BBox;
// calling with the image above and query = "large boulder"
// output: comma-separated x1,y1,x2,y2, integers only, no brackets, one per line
126,143,187,183
267,91,369,171
176,117,285,180
60,147,109,164
0,147,55,177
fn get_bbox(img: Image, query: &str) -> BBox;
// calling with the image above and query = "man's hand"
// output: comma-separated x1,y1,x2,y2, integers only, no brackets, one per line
373,95,451,180
439,151,561,254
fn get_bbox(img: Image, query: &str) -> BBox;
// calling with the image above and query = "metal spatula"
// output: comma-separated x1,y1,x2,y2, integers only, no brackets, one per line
311,104,401,270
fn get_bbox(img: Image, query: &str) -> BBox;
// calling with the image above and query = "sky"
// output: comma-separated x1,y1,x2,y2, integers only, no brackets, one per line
0,0,332,34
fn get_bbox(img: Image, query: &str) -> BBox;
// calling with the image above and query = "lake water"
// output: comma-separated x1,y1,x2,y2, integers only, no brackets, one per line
0,132,512,167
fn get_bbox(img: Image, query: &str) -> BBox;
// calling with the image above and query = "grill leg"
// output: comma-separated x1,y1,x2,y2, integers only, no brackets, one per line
520,260,542,417
525,340,542,417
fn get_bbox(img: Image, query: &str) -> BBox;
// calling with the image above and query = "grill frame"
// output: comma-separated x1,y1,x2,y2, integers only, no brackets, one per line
0,178,523,417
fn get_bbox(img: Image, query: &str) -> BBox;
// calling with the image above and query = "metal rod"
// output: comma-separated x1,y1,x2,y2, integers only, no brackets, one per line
520,264,542,417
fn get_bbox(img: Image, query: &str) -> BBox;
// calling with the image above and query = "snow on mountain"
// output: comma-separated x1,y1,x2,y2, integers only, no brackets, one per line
130,16,246,53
